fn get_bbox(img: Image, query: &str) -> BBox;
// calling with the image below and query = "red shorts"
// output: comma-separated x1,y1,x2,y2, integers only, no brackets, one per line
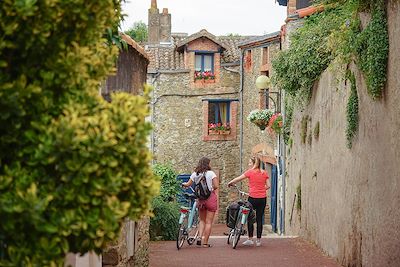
198,191,218,212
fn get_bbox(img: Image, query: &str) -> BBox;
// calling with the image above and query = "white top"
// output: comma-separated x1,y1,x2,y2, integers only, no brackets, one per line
190,170,217,191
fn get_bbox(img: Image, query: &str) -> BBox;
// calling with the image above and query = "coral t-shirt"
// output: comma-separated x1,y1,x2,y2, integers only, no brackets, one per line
244,169,269,198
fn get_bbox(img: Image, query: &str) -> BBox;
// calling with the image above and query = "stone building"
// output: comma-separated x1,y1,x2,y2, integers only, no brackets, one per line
145,0,258,222
237,32,281,230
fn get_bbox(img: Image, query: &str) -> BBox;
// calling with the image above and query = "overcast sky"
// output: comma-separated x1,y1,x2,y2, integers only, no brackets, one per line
121,0,287,36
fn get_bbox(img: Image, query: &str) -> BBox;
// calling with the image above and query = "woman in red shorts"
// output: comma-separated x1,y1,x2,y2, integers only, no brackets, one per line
182,157,219,248
227,156,270,247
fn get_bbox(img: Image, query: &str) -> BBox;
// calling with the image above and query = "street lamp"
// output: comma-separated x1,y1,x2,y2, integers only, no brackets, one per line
255,75,280,112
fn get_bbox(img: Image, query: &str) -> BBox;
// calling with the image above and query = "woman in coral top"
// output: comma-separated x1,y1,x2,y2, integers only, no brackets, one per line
227,156,270,247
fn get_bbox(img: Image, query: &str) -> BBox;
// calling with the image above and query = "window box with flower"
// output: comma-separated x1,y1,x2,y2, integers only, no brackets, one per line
218,123,231,135
208,123,220,135
194,71,215,83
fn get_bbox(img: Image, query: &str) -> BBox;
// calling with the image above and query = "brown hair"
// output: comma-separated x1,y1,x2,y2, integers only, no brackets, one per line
194,157,211,174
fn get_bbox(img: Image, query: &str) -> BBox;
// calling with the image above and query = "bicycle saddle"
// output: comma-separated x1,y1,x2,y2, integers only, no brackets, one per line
183,192,197,199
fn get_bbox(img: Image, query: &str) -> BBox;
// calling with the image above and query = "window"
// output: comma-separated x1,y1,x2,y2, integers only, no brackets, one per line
208,101,230,125
262,47,270,66
203,99,237,141
245,50,252,71
195,53,214,73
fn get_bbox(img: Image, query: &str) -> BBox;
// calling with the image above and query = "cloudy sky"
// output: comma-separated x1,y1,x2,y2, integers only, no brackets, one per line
121,0,287,36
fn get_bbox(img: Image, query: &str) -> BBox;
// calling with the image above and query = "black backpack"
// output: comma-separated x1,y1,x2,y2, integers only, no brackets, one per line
194,172,211,200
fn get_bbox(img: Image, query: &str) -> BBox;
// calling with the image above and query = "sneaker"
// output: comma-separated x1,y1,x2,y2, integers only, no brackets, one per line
256,240,262,247
242,239,254,246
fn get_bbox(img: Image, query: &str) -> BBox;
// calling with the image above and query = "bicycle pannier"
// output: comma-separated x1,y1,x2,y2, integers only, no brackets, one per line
226,202,240,228
194,172,211,200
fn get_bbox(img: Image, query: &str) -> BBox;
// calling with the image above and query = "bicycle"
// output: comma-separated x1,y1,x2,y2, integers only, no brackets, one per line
227,184,252,249
176,189,199,250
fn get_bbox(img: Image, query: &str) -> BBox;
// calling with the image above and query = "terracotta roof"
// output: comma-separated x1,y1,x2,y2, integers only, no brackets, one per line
145,31,258,71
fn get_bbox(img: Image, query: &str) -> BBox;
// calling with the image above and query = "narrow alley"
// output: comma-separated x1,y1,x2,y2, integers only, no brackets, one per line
149,225,340,267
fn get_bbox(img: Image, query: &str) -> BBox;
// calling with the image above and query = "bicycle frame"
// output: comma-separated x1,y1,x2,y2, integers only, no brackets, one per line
178,200,197,227
177,188,199,250
227,184,251,249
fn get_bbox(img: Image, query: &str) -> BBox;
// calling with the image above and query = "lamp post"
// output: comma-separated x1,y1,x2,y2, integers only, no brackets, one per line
255,75,280,112
255,74,284,235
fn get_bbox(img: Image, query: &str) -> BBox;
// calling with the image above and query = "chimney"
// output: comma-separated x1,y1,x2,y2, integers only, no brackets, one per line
148,0,160,44
151,0,157,9
160,8,171,43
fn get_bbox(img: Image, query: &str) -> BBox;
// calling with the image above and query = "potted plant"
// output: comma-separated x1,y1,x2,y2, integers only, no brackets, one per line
208,123,219,135
219,122,231,134
268,113,283,135
247,109,274,130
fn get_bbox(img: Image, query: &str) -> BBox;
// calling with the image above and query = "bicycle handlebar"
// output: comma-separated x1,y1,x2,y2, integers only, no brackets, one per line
229,184,249,197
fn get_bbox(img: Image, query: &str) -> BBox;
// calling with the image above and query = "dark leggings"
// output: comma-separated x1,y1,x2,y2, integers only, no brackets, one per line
247,197,266,239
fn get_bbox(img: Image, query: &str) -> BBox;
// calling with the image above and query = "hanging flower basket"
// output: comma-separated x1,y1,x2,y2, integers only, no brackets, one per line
268,113,283,135
247,109,274,131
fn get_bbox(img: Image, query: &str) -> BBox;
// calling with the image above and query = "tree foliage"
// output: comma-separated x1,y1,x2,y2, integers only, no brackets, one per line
0,1,159,266
124,21,148,43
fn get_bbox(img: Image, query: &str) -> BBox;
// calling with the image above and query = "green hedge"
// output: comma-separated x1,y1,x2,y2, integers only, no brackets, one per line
0,1,159,266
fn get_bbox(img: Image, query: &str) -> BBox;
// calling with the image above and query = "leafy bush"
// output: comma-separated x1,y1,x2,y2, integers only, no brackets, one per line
149,197,180,241
0,1,159,266
150,164,181,240
153,163,180,201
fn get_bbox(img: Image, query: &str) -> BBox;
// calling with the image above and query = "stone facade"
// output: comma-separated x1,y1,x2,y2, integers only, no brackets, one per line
150,68,242,222
146,1,259,222
283,1,400,266
239,33,281,226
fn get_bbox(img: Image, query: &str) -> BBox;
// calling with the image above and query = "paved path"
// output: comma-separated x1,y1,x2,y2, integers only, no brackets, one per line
149,224,341,267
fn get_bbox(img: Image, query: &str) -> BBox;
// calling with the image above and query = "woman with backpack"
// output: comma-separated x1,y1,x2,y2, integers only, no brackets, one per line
182,157,218,248
227,156,270,247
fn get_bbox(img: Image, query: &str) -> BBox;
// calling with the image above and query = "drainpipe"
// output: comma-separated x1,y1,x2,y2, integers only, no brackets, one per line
150,71,160,164
239,50,245,174
281,89,286,234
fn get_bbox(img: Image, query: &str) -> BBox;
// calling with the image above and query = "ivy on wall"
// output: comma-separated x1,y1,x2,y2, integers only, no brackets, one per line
273,0,389,147
345,71,359,148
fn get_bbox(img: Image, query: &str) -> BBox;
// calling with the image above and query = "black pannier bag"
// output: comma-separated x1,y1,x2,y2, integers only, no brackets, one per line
226,202,240,228
226,201,256,228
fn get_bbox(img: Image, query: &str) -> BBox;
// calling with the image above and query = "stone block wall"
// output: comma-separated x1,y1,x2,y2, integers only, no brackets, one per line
284,2,400,266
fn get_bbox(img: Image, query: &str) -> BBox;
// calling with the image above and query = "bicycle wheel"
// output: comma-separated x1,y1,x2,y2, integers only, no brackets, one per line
176,218,188,250
187,211,199,245
232,216,242,249
227,228,234,244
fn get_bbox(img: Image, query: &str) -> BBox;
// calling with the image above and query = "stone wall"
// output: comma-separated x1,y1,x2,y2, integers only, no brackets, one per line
150,67,241,222
102,218,150,267
284,2,400,266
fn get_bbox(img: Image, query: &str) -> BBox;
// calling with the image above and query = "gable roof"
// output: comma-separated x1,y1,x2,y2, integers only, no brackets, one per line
176,29,228,51
120,33,149,61
145,32,258,71
237,31,281,49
